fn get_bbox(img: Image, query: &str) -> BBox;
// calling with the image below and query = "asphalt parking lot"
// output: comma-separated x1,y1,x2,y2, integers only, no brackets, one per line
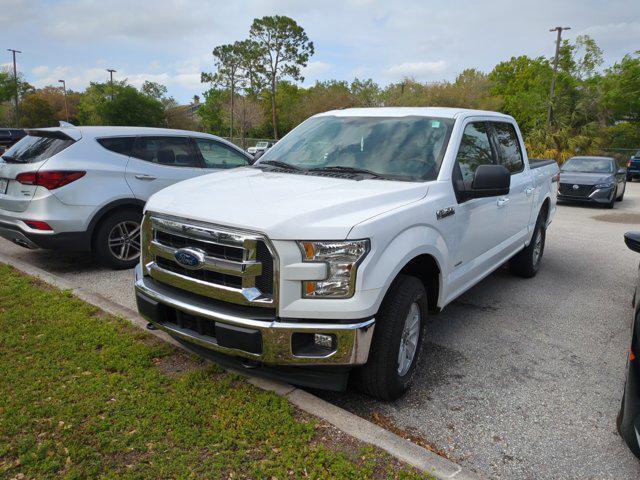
2,184,640,479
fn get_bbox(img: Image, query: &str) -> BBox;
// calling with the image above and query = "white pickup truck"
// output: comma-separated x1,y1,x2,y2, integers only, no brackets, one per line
135,107,559,400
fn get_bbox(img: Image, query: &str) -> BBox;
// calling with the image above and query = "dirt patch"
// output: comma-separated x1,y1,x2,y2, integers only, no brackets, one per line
153,350,204,377
369,411,457,462
591,213,640,224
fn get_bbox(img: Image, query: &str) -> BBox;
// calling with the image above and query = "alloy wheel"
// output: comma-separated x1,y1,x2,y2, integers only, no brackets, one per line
397,302,421,376
108,221,141,261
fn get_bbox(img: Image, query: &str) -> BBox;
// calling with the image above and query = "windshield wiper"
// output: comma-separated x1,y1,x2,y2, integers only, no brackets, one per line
308,165,387,178
257,160,303,171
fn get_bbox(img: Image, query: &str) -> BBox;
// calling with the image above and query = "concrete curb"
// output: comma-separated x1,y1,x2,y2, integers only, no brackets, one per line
0,252,483,480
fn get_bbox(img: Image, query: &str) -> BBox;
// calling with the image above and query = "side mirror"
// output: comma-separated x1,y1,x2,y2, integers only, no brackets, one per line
624,232,640,254
470,164,511,198
618,168,627,175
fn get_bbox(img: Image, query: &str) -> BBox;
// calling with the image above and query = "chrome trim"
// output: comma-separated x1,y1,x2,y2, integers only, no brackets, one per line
142,212,278,308
150,240,262,277
135,269,375,365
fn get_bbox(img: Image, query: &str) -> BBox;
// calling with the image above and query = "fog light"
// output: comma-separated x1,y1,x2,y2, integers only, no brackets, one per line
314,333,334,350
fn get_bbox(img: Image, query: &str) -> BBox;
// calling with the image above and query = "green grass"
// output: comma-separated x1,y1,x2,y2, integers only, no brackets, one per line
0,264,432,479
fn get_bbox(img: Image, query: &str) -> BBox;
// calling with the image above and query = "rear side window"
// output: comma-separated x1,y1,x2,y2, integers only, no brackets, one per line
1,134,75,164
455,122,496,187
491,122,524,174
97,137,135,156
132,136,200,167
195,138,249,169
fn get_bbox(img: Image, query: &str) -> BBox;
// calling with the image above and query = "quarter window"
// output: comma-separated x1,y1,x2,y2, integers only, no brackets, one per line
132,137,200,167
195,138,249,169
97,137,135,156
455,122,496,187
492,123,524,174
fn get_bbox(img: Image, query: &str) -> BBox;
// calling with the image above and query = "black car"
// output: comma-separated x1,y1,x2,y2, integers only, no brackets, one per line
0,128,26,155
619,232,640,458
557,156,626,208
628,150,640,182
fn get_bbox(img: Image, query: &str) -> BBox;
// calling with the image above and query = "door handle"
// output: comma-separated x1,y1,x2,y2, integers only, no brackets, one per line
525,187,535,196
497,197,510,207
135,174,156,181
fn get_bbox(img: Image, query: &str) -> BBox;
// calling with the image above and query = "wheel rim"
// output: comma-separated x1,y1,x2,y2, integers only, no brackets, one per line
397,302,421,376
108,221,141,262
532,230,543,266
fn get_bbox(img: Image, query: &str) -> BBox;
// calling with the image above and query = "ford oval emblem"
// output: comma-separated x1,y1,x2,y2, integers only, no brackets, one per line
174,248,205,270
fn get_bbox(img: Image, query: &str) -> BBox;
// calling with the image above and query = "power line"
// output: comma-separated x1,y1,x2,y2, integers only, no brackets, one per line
547,26,571,127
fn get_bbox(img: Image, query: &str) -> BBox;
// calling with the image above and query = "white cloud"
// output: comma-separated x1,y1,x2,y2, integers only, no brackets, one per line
386,60,447,80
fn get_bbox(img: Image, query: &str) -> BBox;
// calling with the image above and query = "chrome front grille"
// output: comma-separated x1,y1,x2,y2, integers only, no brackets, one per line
141,214,276,308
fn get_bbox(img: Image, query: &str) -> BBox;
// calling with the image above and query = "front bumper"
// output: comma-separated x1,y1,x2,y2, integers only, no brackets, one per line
558,186,615,205
135,265,375,367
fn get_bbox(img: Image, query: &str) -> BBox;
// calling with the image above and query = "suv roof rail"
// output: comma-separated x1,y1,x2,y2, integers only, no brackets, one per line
59,121,75,127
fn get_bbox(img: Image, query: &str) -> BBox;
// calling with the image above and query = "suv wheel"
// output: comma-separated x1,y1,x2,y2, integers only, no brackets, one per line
353,274,428,400
93,209,142,269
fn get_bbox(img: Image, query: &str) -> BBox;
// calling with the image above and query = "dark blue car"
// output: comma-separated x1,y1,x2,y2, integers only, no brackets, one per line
628,151,640,182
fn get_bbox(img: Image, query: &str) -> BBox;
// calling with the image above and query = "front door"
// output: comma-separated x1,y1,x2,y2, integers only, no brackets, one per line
125,136,203,201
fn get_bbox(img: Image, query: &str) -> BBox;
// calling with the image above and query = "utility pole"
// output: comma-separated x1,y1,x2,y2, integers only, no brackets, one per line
58,79,69,122
547,26,571,127
7,49,21,126
107,68,116,85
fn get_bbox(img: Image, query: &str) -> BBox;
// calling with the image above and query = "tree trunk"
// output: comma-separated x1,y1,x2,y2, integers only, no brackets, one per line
230,80,235,142
241,96,246,150
270,77,278,140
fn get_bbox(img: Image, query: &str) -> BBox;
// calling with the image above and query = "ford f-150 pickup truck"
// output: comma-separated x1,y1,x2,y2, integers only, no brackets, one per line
135,107,559,400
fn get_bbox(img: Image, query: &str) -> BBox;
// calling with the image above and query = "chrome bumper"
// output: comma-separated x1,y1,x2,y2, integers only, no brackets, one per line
135,265,375,366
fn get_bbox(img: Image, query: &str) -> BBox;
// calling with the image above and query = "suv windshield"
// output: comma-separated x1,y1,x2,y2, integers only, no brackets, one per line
257,115,454,181
1,133,75,164
561,157,614,174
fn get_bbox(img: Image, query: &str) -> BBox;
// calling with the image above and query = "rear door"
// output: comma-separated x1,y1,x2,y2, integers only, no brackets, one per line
0,130,78,212
125,136,203,200
489,121,533,244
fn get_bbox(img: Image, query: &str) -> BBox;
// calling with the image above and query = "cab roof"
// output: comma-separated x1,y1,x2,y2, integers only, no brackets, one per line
315,107,513,120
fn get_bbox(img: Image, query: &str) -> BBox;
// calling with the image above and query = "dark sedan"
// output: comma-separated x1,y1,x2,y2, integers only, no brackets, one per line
557,156,626,208
628,150,640,182
619,232,640,459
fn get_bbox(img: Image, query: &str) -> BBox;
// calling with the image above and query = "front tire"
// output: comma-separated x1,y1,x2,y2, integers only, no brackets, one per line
93,209,142,269
509,212,546,278
353,274,428,400
617,184,625,201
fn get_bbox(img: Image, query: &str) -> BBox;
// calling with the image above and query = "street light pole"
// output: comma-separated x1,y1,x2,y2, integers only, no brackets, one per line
547,26,571,127
7,49,22,126
107,69,116,85
58,79,69,122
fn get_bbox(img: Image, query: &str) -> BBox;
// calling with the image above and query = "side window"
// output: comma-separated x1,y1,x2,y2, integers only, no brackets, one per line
97,137,135,156
455,122,496,188
491,122,524,174
132,137,200,167
195,138,249,169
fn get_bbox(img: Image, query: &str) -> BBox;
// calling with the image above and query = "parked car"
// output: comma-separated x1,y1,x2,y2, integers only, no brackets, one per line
619,231,640,459
0,125,253,269
0,128,26,155
247,140,275,155
628,150,640,182
135,107,559,400
557,156,626,208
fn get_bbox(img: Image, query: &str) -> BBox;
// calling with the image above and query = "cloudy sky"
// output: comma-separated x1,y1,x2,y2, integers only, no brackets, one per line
2,0,639,103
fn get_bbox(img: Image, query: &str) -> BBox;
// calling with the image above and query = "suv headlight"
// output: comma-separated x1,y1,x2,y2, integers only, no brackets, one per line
595,183,615,189
297,239,370,298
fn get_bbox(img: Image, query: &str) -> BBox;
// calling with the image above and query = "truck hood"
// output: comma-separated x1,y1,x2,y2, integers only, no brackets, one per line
559,172,615,185
146,167,428,239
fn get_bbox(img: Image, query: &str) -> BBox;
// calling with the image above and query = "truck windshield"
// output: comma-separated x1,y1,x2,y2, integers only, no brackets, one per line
561,157,614,174
257,115,454,181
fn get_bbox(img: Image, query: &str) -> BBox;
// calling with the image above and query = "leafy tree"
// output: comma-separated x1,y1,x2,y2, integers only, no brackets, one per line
601,52,640,123
250,15,314,139
19,93,56,128
198,88,228,136
350,78,382,107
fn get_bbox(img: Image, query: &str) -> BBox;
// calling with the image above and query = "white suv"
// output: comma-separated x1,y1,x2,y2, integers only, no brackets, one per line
0,125,253,269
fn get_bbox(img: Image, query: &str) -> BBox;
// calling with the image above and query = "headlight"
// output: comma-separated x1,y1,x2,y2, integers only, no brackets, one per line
595,183,615,189
297,239,370,298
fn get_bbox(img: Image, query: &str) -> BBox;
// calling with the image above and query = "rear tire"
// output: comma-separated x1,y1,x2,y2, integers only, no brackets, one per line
352,274,428,401
93,209,142,270
509,211,546,278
